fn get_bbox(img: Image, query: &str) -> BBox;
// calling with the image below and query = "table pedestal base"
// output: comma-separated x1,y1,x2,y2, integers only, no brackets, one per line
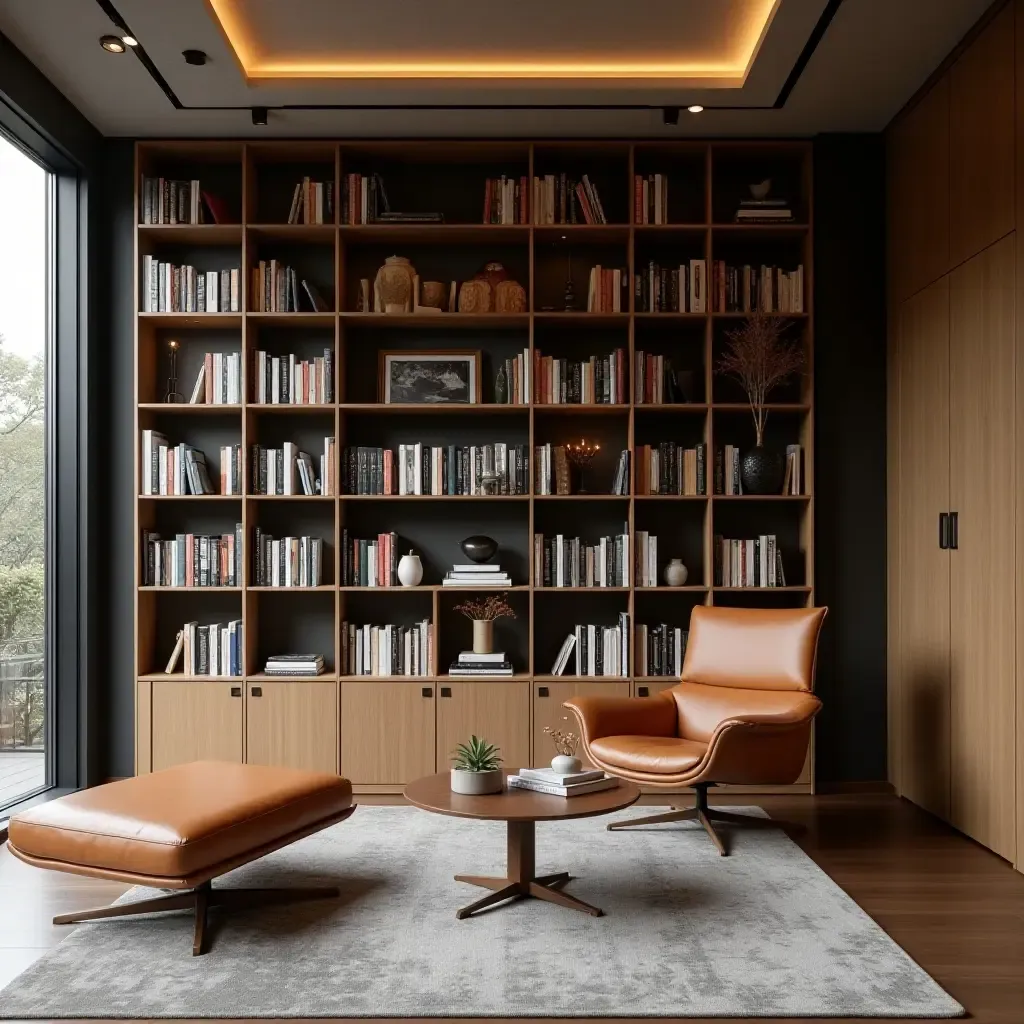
454,820,602,919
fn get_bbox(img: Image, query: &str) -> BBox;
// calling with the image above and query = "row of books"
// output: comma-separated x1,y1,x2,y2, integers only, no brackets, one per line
482,176,529,224
634,353,693,405
633,174,670,225
533,348,627,404
586,266,629,313
340,173,442,225
188,352,242,405
250,440,334,495
394,443,530,497
549,615,631,677
165,620,243,677
142,528,243,588
341,529,399,588
711,262,804,314
636,443,708,496
252,349,334,404
533,444,570,495
497,351,530,405
141,432,214,495
250,262,330,313
634,260,708,313
142,260,240,313
252,532,324,588
341,620,433,677
714,534,787,588
635,624,689,677
634,531,660,588
140,177,223,225
507,768,619,797
533,173,608,225
287,179,334,225
533,530,630,588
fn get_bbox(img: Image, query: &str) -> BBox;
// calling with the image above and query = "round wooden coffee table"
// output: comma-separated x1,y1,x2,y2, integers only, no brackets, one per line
404,773,640,919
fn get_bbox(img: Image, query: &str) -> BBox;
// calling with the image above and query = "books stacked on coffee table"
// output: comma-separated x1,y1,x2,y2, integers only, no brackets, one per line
448,651,514,676
442,563,511,587
263,653,325,677
507,767,619,796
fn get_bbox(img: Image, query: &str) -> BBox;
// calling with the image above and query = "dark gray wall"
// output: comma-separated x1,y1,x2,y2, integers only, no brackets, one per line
97,135,889,783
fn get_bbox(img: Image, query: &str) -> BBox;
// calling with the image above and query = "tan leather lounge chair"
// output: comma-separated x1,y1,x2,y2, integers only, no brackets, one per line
564,606,826,855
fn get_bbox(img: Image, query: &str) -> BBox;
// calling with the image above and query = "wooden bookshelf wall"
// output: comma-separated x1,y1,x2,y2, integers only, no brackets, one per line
133,139,814,794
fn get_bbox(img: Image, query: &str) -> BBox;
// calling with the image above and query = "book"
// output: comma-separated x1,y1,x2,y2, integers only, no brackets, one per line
519,766,605,786
164,630,184,673
302,280,330,312
507,774,619,796
550,632,577,675
457,651,506,663
449,663,514,676
451,564,503,573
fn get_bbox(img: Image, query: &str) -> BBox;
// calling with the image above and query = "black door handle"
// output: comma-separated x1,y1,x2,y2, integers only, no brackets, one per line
440,687,452,697
421,687,432,697
950,511,958,550
251,686,262,697
538,686,549,697
230,686,241,697
638,686,650,697
939,512,949,549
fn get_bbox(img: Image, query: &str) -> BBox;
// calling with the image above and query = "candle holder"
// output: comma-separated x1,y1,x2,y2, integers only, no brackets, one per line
164,339,184,403
565,439,600,494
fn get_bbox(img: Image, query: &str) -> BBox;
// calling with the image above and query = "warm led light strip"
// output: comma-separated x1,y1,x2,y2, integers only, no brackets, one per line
207,0,779,81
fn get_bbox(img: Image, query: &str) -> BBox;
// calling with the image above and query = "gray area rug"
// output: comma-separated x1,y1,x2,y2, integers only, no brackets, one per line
0,805,962,1018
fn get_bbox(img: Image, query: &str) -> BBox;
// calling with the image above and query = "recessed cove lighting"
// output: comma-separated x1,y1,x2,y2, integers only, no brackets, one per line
687,104,705,114
121,35,138,47
100,35,126,54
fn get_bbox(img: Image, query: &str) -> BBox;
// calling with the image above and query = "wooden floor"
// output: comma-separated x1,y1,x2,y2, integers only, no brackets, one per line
0,751,45,807
1,792,1023,1023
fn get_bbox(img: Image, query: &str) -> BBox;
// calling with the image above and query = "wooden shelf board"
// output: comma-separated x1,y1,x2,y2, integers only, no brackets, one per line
712,223,810,236
246,312,336,326
137,673,242,682
247,403,335,413
532,674,630,682
138,493,241,501
712,494,811,501
137,223,243,245
138,312,242,328
138,586,242,592
633,403,709,414
338,585,528,592
246,224,336,242
339,402,527,414
533,493,629,500
633,312,708,321
532,403,630,415
533,312,629,325
533,224,629,244
340,223,530,243
712,586,812,592
246,585,336,592
633,494,708,501
246,672,339,682
339,493,529,501
339,312,529,329
138,403,242,414
534,586,630,593
713,402,810,412
246,494,335,501
712,311,809,319
634,586,709,592
632,223,709,234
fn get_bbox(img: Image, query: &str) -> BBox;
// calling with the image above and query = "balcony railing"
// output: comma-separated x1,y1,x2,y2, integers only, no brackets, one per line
0,636,44,751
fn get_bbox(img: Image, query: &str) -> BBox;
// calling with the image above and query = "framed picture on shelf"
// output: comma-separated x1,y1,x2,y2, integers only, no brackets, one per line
379,350,481,405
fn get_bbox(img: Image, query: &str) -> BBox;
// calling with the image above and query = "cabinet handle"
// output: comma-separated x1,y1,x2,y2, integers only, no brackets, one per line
230,686,241,697
939,512,949,550
950,511,958,550
538,686,549,697
638,686,650,697
421,687,433,697
440,686,452,697
251,686,262,697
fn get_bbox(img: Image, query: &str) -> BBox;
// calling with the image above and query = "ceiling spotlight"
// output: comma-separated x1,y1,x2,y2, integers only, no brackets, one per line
252,107,269,127
183,49,208,66
121,35,138,47
99,35,126,54
687,104,705,114
662,107,680,126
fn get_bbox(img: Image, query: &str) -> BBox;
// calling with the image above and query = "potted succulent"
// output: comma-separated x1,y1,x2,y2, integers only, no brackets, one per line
451,735,504,795
544,723,583,775
453,593,516,655
715,311,804,494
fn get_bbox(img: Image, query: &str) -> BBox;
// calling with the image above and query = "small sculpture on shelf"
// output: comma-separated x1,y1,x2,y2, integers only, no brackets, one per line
460,535,498,563
457,261,526,315
664,559,689,587
164,339,183,403
419,280,448,311
374,256,417,313
397,550,423,587
565,439,600,494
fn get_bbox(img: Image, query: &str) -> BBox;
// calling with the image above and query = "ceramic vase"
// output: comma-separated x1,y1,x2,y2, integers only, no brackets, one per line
664,559,689,587
551,754,583,775
374,256,416,313
397,551,423,587
458,279,492,314
450,768,503,795
420,280,447,310
472,619,494,655
741,445,785,495
460,535,498,563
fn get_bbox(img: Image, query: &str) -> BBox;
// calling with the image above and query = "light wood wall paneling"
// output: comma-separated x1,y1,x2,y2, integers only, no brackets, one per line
150,680,244,771
896,277,952,820
948,235,1017,862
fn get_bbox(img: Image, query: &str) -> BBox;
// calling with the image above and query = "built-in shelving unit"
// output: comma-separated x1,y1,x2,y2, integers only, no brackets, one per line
134,139,813,793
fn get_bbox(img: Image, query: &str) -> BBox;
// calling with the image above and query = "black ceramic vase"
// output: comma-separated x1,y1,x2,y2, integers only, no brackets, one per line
741,445,784,495
460,535,498,564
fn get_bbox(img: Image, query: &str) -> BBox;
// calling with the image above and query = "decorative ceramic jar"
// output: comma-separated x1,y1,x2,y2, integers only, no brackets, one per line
419,280,447,310
458,279,492,313
450,768,503,795
494,280,527,313
551,754,583,775
664,559,689,587
374,256,417,313
397,550,423,587
460,535,498,563
472,619,494,655
741,445,784,495
476,261,509,289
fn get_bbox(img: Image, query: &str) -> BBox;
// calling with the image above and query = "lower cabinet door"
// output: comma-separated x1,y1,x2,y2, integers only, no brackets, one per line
633,681,678,698
246,681,338,774
340,681,436,785
532,681,630,768
438,681,531,775
151,681,244,771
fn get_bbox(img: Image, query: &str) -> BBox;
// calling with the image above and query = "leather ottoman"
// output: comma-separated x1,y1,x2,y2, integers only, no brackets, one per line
6,760,356,955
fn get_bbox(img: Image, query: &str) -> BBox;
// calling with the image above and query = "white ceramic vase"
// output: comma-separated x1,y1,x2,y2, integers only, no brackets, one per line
551,754,583,775
664,558,689,587
450,768,503,795
397,550,423,587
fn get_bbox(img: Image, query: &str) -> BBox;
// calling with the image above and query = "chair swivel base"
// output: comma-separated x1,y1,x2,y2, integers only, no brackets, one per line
53,879,340,955
606,784,791,856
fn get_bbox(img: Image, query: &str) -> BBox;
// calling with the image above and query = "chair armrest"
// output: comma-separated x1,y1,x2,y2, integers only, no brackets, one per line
563,694,678,743
714,692,822,731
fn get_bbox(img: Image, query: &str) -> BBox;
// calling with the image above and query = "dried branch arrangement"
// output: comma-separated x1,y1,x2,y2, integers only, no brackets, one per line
453,593,517,622
715,312,804,445
544,724,580,757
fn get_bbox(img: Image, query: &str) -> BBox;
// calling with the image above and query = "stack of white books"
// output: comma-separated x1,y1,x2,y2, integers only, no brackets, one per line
507,767,619,796
449,651,513,676
263,653,325,677
442,564,511,587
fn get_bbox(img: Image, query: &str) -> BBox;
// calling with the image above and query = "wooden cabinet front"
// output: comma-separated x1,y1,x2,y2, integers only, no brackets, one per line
150,681,244,771
437,681,530,775
340,681,435,785
533,681,630,767
246,681,338,775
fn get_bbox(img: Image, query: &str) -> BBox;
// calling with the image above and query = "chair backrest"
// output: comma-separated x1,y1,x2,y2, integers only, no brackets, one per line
681,606,827,691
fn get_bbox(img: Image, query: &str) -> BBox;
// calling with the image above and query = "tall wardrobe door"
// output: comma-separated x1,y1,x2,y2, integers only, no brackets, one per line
948,234,1017,861
896,277,951,819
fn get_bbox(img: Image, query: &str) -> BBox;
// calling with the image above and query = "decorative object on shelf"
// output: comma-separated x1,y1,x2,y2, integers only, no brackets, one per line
494,280,526,313
419,280,448,311
544,724,583,775
494,362,508,404
460,535,498,563
676,369,698,403
411,276,443,316
735,179,793,223
715,312,804,495
357,279,371,312
374,256,417,313
397,550,424,587
565,438,600,494
450,735,504,795
164,339,183,403
564,245,575,311
379,350,481,404
457,279,492,314
476,261,509,289
454,593,517,655
479,471,500,496
750,178,772,200
664,559,689,587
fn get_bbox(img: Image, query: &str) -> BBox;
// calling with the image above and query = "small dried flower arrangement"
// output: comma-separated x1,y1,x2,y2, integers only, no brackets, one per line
544,723,580,757
453,594,517,622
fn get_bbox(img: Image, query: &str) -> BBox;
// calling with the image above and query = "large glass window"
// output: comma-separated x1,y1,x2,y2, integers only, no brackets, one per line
0,132,50,807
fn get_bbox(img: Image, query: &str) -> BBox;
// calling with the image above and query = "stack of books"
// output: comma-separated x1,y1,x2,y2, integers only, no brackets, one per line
263,654,325,677
287,179,333,225
507,767,619,797
442,564,511,587
734,196,793,223
449,651,513,676
714,534,785,588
